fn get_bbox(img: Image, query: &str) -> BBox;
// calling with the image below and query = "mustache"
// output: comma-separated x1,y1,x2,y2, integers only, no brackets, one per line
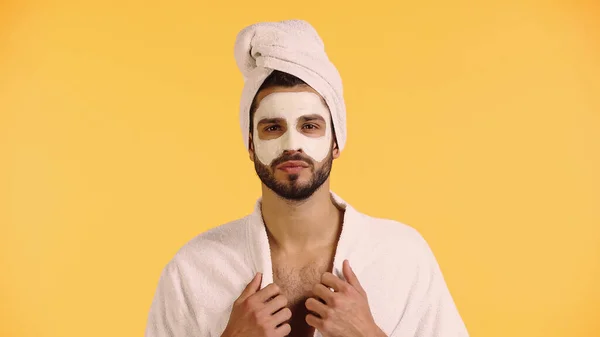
271,153,314,169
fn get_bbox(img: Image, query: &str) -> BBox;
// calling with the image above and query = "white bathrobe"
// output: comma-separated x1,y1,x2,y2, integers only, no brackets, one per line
145,192,469,337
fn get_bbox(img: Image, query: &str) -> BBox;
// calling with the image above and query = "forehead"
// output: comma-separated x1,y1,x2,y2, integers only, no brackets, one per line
254,87,330,121
255,84,323,103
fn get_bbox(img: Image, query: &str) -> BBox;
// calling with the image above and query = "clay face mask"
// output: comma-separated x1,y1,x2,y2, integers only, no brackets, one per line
252,91,332,166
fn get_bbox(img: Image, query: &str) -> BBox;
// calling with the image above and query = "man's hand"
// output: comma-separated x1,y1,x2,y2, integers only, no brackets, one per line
221,273,292,337
305,260,387,337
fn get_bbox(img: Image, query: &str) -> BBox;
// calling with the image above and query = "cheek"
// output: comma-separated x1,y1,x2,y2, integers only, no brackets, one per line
302,135,331,163
253,137,284,166
302,122,333,162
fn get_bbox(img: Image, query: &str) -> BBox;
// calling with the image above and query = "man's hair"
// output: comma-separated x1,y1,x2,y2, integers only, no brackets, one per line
248,70,337,148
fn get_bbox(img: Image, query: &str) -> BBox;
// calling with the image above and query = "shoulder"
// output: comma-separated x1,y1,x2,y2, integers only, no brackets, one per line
354,210,432,257
171,215,252,269
146,216,256,333
156,215,254,289
152,215,257,310
182,216,250,253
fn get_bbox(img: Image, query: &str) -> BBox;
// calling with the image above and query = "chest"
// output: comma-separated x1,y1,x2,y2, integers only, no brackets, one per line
273,259,330,302
272,254,334,337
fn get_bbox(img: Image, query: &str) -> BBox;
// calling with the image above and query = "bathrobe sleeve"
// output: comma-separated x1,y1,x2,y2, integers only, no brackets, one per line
145,260,201,337
390,235,469,337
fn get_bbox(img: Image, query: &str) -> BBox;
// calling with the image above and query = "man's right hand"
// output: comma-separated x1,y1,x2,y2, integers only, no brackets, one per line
221,273,292,337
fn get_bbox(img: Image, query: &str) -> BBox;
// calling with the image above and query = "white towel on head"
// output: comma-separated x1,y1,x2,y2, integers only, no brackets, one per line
234,19,347,152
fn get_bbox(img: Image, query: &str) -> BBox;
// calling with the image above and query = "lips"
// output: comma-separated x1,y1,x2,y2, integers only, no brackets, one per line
277,160,309,169
276,160,310,174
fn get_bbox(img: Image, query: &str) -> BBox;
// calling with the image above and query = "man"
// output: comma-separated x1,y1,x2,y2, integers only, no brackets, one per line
145,20,469,337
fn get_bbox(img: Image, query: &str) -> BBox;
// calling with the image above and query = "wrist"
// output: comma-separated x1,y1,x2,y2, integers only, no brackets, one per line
369,325,387,337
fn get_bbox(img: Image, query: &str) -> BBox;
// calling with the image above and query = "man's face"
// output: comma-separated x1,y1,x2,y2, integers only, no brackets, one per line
249,85,339,201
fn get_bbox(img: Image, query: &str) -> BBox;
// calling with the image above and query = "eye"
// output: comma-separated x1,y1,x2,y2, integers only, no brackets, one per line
264,125,282,132
302,123,319,130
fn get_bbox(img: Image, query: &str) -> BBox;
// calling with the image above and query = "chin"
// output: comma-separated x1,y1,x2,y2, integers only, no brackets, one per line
273,176,304,186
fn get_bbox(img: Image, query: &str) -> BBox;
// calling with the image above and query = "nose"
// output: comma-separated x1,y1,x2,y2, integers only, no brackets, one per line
282,149,303,157
281,128,303,152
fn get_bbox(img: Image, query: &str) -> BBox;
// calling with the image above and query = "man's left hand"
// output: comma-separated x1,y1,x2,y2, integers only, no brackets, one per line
305,259,387,337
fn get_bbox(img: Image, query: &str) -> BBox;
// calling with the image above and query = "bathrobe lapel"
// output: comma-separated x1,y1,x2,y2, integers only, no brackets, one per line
245,191,364,337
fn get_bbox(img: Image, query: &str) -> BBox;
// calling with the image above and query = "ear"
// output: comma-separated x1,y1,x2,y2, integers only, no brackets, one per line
332,139,340,159
248,133,255,162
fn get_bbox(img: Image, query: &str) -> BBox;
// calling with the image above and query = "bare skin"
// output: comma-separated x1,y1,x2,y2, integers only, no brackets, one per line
250,84,343,256
221,273,292,337
223,85,386,337
269,220,341,337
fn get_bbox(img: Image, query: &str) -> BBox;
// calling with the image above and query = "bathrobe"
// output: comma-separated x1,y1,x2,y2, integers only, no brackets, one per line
145,192,469,336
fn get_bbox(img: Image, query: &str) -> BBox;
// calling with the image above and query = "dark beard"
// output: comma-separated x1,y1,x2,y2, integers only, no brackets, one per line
254,151,333,201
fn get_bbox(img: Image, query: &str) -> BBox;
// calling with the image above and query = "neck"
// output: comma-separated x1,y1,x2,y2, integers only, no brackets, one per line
260,182,344,255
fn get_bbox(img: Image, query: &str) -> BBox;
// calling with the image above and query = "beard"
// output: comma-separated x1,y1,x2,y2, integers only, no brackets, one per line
254,149,333,201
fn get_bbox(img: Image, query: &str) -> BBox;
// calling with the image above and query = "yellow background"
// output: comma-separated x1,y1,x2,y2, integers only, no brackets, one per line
1,0,599,336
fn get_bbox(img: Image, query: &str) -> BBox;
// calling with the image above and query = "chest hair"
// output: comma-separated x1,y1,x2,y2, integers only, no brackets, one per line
272,256,333,337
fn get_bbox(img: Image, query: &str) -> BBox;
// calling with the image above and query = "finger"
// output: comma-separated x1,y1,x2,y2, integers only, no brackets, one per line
305,313,324,330
275,323,291,336
320,272,348,292
260,294,288,316
253,283,282,303
269,307,292,327
312,283,335,305
305,297,329,318
238,273,262,302
343,260,367,297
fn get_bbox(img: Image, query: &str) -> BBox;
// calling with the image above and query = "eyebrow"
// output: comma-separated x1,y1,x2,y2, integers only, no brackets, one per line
257,118,284,125
257,114,326,125
299,114,326,123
